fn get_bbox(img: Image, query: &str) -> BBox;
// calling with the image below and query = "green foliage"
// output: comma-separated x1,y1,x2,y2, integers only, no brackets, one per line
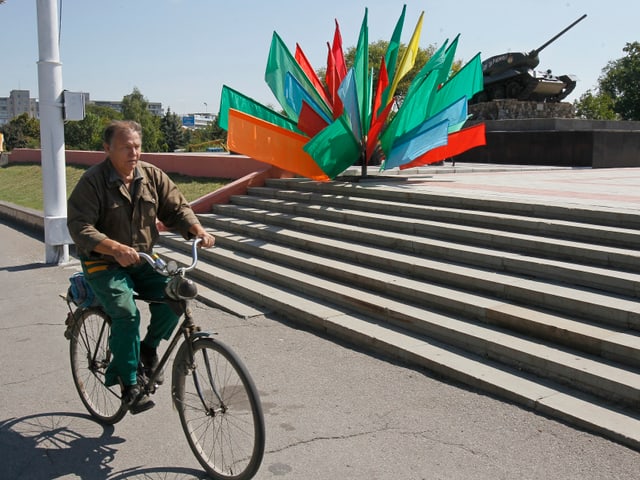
160,108,185,152
599,42,640,120
574,41,640,121
121,87,162,151
64,104,122,150
573,90,618,120
0,113,41,150
1,87,226,154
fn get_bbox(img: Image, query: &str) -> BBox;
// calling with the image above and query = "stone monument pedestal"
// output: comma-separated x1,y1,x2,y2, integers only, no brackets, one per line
456,101,640,168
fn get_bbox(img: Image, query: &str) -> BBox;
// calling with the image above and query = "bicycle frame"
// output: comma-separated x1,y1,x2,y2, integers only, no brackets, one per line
140,295,210,394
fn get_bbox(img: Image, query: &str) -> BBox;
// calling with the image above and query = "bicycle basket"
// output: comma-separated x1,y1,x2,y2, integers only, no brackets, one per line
67,272,101,308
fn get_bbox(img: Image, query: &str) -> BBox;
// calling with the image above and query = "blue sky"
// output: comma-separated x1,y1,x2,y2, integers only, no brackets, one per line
1,0,636,115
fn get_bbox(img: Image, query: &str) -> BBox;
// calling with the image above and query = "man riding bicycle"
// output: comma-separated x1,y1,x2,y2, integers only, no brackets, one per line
67,120,215,414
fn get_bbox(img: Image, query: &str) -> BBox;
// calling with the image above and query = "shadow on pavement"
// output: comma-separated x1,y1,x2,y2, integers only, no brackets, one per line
0,412,209,479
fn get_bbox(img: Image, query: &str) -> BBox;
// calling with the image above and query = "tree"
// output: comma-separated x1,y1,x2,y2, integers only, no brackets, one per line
64,104,122,150
121,87,162,151
0,113,40,150
599,42,640,120
573,89,617,120
160,108,185,152
574,41,640,121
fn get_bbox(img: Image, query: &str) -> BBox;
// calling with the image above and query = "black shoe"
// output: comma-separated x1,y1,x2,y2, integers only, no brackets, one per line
140,342,164,385
122,384,155,415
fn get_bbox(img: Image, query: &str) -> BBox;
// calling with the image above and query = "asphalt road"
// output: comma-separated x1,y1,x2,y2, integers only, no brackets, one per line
1,219,639,480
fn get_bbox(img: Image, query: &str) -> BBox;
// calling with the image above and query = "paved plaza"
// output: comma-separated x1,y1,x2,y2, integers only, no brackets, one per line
1,165,639,479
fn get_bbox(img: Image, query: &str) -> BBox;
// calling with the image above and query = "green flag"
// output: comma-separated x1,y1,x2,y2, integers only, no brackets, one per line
303,115,360,179
428,53,483,117
218,85,300,133
381,5,406,110
353,8,370,135
265,31,331,122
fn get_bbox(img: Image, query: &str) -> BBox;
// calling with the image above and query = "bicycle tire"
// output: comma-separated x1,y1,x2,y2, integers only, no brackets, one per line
69,308,127,424
172,337,265,480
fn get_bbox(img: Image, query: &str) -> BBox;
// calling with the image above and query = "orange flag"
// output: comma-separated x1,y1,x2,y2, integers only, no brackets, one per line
227,109,329,181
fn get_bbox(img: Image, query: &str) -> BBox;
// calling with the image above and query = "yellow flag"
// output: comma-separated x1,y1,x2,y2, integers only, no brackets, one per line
388,11,424,100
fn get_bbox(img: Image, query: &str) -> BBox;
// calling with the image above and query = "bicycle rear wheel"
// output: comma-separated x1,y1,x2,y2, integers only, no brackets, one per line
173,337,265,480
69,308,127,424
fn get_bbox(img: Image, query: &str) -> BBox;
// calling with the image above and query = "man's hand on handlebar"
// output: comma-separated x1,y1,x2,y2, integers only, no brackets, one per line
113,246,140,267
189,225,215,249
196,232,215,249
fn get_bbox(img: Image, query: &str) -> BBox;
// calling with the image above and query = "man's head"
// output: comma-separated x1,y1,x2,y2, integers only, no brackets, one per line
103,120,142,180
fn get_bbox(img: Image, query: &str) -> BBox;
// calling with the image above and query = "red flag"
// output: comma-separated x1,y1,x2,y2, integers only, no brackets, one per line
366,101,393,161
365,58,391,162
295,43,331,106
371,58,389,122
297,100,329,138
400,123,486,169
325,43,343,118
332,19,347,80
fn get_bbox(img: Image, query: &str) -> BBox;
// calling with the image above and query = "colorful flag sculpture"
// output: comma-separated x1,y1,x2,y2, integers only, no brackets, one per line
218,6,486,181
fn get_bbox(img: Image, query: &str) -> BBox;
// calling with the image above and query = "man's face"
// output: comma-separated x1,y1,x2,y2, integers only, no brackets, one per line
105,128,142,179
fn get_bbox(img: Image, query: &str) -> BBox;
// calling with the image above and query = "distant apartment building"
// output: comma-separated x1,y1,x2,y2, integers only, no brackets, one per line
0,89,163,125
0,90,39,125
181,113,215,129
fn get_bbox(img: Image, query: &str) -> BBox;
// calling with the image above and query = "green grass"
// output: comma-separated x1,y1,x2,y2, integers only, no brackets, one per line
0,163,229,211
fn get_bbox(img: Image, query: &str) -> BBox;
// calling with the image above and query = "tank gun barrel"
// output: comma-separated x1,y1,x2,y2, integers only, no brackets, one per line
530,14,587,56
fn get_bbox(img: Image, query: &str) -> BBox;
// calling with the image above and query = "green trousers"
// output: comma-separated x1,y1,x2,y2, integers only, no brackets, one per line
81,260,179,387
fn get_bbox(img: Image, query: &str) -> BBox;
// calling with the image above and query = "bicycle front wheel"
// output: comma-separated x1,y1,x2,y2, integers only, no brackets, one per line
69,308,127,424
173,337,265,480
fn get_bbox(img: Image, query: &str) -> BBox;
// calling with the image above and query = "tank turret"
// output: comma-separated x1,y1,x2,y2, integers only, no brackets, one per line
471,14,587,103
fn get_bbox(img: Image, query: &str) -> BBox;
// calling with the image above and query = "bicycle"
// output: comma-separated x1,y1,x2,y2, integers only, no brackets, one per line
62,238,266,480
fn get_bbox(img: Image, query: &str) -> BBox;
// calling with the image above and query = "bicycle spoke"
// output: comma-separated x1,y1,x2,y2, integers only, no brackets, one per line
173,338,265,479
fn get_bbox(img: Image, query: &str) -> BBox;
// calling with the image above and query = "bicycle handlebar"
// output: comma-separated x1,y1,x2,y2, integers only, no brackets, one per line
138,238,201,276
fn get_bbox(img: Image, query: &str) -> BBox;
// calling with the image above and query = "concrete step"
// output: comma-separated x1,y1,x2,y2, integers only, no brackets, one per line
157,233,640,451
160,232,640,408
249,186,640,250
174,227,640,369
217,197,640,273
156,176,640,451
201,211,640,302
265,177,640,230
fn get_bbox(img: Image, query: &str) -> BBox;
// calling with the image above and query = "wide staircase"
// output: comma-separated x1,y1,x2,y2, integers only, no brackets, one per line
157,176,640,450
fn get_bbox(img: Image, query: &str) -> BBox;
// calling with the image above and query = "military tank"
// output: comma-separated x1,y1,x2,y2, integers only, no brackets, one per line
471,14,587,104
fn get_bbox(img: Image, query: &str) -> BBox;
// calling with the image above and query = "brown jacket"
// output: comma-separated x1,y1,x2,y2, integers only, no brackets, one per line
67,159,199,261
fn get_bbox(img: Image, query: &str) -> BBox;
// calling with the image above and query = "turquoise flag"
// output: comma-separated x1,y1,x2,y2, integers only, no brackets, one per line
265,32,332,121
338,68,362,141
285,72,333,124
384,120,449,170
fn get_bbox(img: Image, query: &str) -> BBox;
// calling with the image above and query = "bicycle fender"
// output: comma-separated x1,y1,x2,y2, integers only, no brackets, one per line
190,331,216,341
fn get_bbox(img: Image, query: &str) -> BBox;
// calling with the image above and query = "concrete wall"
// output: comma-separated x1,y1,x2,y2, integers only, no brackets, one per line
456,119,640,168
5,149,295,217
8,148,269,179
